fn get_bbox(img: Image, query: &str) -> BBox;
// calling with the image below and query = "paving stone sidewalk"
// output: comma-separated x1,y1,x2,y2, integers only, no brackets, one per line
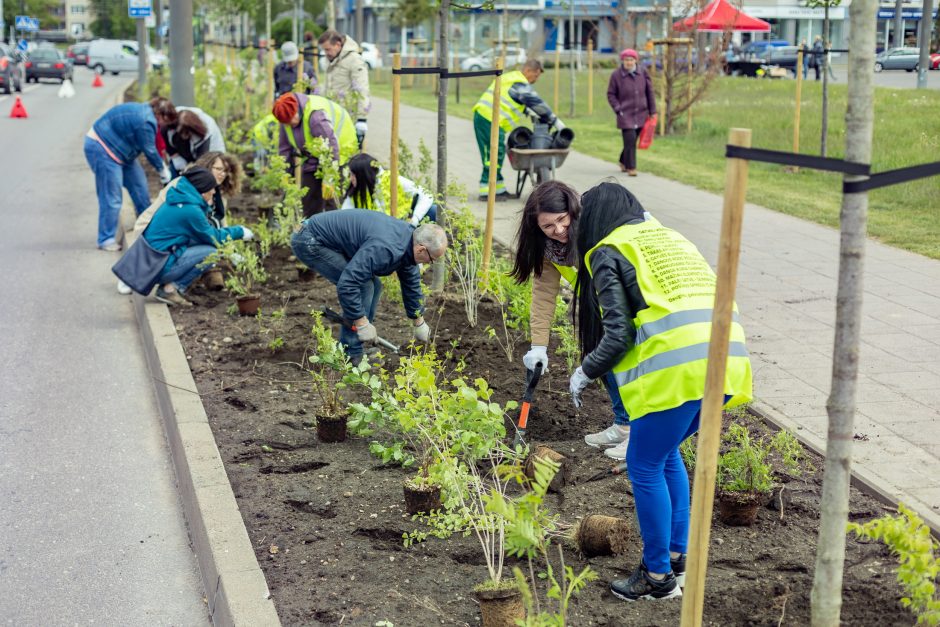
367,96,940,529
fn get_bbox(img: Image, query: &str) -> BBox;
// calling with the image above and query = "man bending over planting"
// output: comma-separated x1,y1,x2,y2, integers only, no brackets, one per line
290,209,448,361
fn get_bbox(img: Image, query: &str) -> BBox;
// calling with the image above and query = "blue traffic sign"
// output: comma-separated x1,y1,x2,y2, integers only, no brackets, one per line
15,16,40,32
17,39,28,52
128,0,152,18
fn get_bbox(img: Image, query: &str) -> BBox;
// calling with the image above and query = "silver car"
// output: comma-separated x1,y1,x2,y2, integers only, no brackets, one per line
875,47,921,72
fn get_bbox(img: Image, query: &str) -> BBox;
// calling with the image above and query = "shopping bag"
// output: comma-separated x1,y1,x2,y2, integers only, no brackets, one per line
638,115,657,150
111,236,171,295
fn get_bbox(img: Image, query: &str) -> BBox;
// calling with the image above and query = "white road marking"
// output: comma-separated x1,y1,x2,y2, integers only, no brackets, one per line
0,83,43,104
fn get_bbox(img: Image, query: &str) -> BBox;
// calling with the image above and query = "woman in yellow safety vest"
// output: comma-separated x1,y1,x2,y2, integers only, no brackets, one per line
509,181,630,457
340,153,437,226
569,182,752,603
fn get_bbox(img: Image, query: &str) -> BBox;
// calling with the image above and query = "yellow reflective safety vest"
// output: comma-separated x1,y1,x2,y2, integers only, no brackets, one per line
585,219,753,421
252,113,279,149
472,70,529,132
551,262,577,287
284,95,359,164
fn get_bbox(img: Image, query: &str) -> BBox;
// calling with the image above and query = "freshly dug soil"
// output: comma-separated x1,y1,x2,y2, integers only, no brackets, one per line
150,165,914,626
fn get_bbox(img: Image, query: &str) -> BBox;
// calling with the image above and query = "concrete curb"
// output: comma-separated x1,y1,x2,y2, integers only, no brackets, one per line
751,400,940,538
125,230,281,626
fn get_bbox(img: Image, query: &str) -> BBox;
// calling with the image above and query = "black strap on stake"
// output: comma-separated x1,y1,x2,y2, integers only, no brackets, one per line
392,67,444,75
843,160,940,194
726,145,870,176
442,69,503,78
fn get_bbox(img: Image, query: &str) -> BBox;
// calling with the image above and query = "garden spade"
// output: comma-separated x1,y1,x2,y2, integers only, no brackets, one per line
320,307,400,354
512,363,543,448
586,461,628,482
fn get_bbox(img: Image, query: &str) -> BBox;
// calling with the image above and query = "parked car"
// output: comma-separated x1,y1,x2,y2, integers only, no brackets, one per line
26,47,73,83
738,39,790,60
761,45,801,76
360,42,383,69
930,52,940,70
88,39,166,74
0,43,26,94
67,42,89,65
460,47,527,71
874,47,921,72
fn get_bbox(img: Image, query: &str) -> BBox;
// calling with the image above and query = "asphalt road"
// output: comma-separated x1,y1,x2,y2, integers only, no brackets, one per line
0,68,209,624
812,60,939,89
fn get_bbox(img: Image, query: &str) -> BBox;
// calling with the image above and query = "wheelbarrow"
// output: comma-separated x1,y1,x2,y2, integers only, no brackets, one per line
507,147,572,196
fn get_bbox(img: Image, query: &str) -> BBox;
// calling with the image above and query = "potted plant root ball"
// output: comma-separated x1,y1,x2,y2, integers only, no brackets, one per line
403,474,443,515
308,313,352,443
572,514,633,557
202,267,225,291
716,423,773,526
524,445,569,493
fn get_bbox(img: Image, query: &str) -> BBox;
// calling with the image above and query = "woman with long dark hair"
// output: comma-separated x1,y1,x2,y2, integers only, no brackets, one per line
340,153,437,225
570,182,752,602
510,181,630,456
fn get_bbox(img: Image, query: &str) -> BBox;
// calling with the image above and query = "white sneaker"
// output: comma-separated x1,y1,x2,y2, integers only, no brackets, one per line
116,280,132,295
584,424,629,449
604,437,630,460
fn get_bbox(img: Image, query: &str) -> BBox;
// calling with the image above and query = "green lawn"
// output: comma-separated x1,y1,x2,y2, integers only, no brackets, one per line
372,69,940,259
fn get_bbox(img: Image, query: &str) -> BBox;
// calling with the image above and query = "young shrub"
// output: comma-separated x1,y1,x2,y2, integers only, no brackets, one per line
848,504,940,625
256,306,288,352
551,295,579,372
445,191,485,327
715,422,773,526
484,257,532,363
203,237,268,298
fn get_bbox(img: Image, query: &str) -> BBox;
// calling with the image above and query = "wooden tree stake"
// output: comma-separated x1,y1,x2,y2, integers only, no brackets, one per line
680,127,751,627
687,43,693,133
554,24,561,112
481,58,504,275
389,53,401,218
266,42,275,112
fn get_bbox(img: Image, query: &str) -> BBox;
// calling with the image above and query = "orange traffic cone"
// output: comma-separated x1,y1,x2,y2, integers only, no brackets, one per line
9,96,27,118
92,73,103,87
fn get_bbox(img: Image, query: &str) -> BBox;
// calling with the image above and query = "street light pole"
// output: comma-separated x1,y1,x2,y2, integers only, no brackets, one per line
169,0,194,105
137,17,148,101
916,0,933,88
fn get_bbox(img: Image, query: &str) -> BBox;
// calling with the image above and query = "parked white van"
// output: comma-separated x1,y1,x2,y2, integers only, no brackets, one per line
87,39,166,75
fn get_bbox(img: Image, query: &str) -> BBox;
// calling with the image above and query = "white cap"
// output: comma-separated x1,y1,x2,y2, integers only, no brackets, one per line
281,41,299,62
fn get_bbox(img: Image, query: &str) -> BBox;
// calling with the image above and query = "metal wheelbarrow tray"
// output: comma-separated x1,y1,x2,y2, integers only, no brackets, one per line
508,147,571,195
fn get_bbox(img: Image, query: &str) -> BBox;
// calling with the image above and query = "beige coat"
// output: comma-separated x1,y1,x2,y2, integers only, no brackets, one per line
530,262,563,346
323,36,370,120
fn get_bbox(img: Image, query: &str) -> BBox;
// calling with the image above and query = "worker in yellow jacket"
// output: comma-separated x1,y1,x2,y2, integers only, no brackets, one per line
472,59,564,200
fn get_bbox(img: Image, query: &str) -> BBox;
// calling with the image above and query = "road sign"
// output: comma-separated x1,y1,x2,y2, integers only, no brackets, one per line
17,39,28,52
15,16,40,32
128,0,152,19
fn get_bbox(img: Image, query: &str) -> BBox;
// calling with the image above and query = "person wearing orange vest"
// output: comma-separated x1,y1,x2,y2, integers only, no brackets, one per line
569,182,752,602
509,181,630,454
472,59,564,200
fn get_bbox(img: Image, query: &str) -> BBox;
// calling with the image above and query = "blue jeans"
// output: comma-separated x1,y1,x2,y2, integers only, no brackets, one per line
603,372,630,426
626,398,702,574
84,137,151,246
157,245,216,293
290,226,382,358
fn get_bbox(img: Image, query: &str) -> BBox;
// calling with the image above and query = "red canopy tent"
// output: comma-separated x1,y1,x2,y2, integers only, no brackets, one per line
673,0,771,32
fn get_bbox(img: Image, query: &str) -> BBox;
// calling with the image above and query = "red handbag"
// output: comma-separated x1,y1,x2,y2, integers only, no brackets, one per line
638,115,657,150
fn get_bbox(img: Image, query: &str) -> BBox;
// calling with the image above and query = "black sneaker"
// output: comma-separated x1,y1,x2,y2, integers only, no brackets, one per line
610,563,682,602
671,554,686,588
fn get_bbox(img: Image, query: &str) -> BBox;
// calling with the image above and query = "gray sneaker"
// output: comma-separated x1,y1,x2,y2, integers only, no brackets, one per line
585,424,629,449
155,287,193,308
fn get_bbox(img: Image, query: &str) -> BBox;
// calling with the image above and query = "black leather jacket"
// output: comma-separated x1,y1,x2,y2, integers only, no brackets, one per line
581,222,649,381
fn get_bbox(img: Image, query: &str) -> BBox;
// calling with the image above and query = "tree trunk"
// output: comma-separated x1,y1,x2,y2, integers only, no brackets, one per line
820,5,830,157
431,0,449,292
809,0,877,624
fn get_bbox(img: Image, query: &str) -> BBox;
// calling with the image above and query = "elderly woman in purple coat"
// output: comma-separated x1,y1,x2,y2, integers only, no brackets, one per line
606,48,657,177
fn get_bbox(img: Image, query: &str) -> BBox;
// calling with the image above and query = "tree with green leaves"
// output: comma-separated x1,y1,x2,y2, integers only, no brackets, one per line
3,0,59,35
89,0,136,38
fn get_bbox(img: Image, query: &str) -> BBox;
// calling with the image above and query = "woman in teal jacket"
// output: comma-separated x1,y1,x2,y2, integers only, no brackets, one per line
144,168,252,307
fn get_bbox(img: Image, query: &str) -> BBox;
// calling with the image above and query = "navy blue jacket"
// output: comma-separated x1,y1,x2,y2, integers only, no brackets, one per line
304,209,423,321
92,102,164,171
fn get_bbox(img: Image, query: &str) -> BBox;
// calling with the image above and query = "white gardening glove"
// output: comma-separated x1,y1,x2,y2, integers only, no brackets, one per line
553,118,566,131
159,165,172,185
522,345,548,373
355,120,368,135
229,252,245,266
355,319,377,343
569,366,592,409
241,226,254,241
413,320,431,343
